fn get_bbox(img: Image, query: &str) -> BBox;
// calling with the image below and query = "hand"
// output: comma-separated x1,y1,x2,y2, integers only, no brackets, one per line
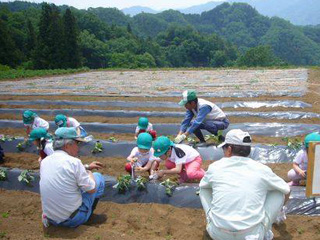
174,134,186,144
156,170,164,178
89,161,104,170
135,166,143,171
130,158,138,164
299,170,306,178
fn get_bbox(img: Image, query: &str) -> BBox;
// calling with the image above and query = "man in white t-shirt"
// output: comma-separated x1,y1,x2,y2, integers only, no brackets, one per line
40,127,105,228
199,129,290,240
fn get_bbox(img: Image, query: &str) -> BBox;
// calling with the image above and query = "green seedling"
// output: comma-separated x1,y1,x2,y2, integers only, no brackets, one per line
91,141,103,154
108,137,118,142
0,231,7,238
204,130,224,144
234,85,241,90
160,179,178,197
16,141,30,152
18,170,35,185
282,137,303,150
113,175,132,193
0,135,16,142
135,176,148,191
0,168,7,181
2,212,9,218
84,85,93,90
297,227,305,234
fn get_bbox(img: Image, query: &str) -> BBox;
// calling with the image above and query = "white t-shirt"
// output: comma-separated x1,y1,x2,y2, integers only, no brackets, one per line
169,144,200,165
128,147,159,167
199,156,290,231
67,117,80,128
293,149,308,171
40,150,95,223
25,116,49,130
135,122,153,134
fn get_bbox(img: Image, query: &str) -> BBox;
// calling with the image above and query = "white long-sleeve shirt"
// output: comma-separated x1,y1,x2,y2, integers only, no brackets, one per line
199,156,290,231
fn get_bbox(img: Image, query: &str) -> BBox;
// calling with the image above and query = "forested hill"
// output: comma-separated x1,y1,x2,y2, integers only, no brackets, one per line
1,1,320,70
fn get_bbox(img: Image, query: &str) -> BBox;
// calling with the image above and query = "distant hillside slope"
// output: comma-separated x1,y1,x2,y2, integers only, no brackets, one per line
122,6,158,16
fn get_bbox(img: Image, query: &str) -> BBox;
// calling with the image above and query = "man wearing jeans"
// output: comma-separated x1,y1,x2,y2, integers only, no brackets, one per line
174,90,229,144
199,129,290,240
40,127,105,228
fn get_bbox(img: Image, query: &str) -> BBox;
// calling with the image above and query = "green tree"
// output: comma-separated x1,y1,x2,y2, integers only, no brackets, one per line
63,8,81,68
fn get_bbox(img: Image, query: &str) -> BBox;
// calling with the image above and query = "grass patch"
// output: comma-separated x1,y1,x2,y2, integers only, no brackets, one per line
0,67,90,81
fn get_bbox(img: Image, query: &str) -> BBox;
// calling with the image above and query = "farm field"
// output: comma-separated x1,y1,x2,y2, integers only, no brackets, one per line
1,68,320,239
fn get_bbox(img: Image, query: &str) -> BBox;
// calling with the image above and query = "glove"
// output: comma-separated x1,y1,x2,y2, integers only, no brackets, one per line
174,134,186,144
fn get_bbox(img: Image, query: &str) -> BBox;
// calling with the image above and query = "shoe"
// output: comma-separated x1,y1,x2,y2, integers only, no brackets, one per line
264,230,274,240
84,214,107,226
275,206,287,224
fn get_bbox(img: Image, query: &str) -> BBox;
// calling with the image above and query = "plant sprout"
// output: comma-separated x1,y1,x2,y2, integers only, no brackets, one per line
160,179,178,197
0,168,7,181
113,175,132,193
18,170,35,185
91,141,103,154
135,176,148,191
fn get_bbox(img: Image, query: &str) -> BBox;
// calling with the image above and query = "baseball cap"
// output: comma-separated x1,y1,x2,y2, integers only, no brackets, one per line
54,127,90,142
178,90,197,106
218,129,251,148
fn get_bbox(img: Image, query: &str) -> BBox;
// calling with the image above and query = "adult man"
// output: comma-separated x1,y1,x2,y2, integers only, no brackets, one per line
175,90,229,144
40,127,105,228
199,129,290,240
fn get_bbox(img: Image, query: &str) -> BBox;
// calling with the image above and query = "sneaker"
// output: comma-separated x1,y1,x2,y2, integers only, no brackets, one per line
275,206,287,224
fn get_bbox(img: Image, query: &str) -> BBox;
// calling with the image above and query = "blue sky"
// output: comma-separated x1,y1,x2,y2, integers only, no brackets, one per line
1,0,222,10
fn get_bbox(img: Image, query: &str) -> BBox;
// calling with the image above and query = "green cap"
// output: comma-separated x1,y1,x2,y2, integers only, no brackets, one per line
178,90,197,106
55,114,67,127
138,117,149,130
23,110,37,124
29,128,51,141
304,132,320,148
153,136,174,157
137,132,153,150
54,127,88,142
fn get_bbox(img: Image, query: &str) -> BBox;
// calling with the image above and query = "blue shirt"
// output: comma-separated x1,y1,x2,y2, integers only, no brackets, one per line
180,105,212,134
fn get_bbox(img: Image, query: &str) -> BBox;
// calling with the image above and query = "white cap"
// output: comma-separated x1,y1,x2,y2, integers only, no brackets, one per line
218,129,251,148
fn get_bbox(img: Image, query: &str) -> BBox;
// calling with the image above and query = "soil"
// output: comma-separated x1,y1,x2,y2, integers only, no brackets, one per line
1,189,319,240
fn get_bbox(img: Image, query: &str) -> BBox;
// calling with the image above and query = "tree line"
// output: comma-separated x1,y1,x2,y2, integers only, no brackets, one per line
2,1,316,70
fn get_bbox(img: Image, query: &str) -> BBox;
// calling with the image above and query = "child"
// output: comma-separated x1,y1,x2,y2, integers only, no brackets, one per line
29,128,54,162
23,110,49,136
135,117,157,140
287,132,320,186
125,132,160,174
153,136,205,183
54,114,87,137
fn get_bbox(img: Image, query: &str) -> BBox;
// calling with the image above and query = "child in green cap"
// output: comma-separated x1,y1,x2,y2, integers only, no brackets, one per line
125,132,160,175
152,136,205,183
23,110,49,136
29,128,54,162
135,117,157,140
287,132,320,186
54,114,88,137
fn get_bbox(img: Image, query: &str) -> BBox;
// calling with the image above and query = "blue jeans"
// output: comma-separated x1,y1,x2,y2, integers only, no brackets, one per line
50,172,105,228
193,118,229,142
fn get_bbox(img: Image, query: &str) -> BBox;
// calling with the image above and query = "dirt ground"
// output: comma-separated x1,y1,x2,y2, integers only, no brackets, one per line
1,189,319,240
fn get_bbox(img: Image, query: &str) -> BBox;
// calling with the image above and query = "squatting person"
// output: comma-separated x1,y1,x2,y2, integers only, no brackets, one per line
40,127,105,228
199,129,290,240
175,90,229,144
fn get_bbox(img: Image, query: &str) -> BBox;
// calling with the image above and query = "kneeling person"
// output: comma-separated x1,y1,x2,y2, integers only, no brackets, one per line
40,127,105,228
29,128,54,162
55,114,88,137
153,136,205,183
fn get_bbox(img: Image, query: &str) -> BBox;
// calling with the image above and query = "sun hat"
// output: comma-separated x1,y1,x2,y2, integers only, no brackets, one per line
29,128,51,141
55,114,67,127
138,117,149,130
137,132,153,150
304,132,320,148
54,127,89,142
23,110,37,124
153,136,174,157
178,90,197,106
218,129,251,148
